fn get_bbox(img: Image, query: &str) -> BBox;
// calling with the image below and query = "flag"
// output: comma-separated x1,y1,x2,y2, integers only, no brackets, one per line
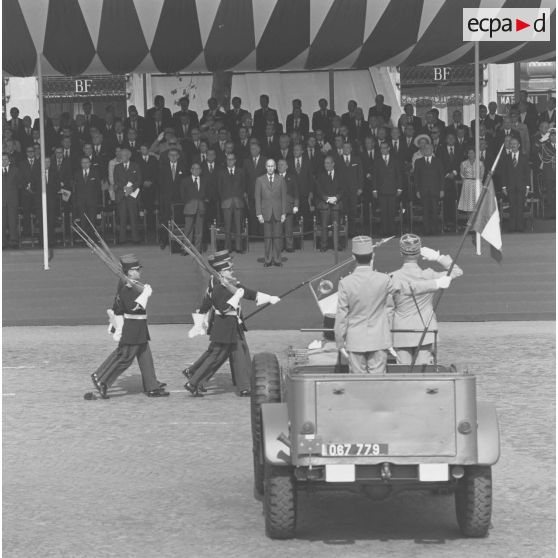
308,259,356,315
470,179,502,262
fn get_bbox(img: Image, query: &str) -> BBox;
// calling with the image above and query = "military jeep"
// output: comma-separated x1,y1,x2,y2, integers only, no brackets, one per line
250,346,500,540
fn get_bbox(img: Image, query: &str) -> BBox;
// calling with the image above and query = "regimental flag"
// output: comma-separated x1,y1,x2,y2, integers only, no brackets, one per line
470,179,503,262
308,259,356,316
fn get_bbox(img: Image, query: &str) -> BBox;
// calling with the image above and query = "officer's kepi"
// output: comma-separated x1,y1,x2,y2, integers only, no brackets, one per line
208,250,233,271
399,234,421,255
351,236,374,256
120,253,141,273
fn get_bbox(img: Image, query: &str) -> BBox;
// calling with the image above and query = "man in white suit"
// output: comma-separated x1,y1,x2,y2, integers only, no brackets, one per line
255,159,287,267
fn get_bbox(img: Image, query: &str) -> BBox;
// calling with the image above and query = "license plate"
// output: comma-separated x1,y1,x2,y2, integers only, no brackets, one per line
321,443,389,457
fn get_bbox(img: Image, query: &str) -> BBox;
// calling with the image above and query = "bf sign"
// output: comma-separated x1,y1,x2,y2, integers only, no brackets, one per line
75,79,92,93
434,68,451,81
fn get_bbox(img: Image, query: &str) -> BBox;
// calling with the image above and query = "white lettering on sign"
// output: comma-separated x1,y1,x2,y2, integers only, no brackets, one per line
433,68,451,81
75,79,92,93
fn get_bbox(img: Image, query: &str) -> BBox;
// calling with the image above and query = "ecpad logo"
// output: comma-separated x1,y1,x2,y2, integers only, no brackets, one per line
463,8,550,42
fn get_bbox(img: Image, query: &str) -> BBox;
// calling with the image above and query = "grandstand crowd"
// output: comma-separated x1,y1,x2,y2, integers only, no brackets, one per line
2,90,556,252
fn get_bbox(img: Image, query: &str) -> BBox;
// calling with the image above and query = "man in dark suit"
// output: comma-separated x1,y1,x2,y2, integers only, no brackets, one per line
226,97,250,139
158,148,188,248
180,162,208,252
512,91,539,130
398,104,422,135
315,156,343,251
470,104,490,138
389,127,407,161
7,107,24,138
123,129,141,161
305,136,324,178
144,110,167,145
273,134,292,162
341,100,358,128
90,135,110,180
413,144,445,235
486,102,504,135
235,127,251,162
201,149,220,239
368,94,392,125
82,101,102,132
218,153,245,253
18,146,41,235
173,96,200,130
137,143,159,231
74,155,101,233
286,100,310,139
337,142,363,236
446,110,470,143
109,120,128,155
243,142,267,235
255,159,287,266
253,95,280,140
113,148,142,244
201,97,226,127
312,98,335,137
124,106,147,141
83,143,108,186
539,97,556,126
261,124,280,158
372,142,403,236
74,114,91,147
146,95,172,127
288,143,314,230
276,159,298,252
440,132,462,230
495,116,521,148
2,152,21,248
502,138,530,232
51,147,73,219
19,117,35,152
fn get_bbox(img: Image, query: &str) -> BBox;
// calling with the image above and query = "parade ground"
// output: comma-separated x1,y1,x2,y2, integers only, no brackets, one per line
2,322,555,558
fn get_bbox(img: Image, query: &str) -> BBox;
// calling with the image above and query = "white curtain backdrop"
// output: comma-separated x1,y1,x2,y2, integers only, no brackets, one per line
332,70,376,118
150,74,214,117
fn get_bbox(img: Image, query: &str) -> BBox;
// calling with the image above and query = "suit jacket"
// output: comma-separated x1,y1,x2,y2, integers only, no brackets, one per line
315,170,343,210
305,147,324,177
226,108,250,136
255,174,287,221
368,104,392,124
2,165,21,207
287,155,314,197
285,113,310,138
312,109,335,135
413,157,445,196
173,109,200,130
260,134,281,157
278,172,298,212
200,109,227,126
485,114,503,133
242,156,267,200
495,128,521,148
18,128,35,150
539,109,556,125
373,155,403,195
446,123,470,142
74,167,101,207
19,157,41,196
146,106,172,126
389,139,407,161
337,155,364,196
398,114,422,134
50,157,73,190
502,153,530,192
181,175,208,214
253,107,280,139
440,145,463,178
159,159,188,204
335,266,393,352
218,167,245,209
113,162,142,203
200,160,220,201
235,139,251,162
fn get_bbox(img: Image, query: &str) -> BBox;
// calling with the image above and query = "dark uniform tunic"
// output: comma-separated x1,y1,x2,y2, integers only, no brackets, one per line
188,278,257,393
94,281,159,392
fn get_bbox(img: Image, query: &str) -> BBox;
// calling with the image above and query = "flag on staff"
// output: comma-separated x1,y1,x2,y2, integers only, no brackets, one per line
308,259,356,315
470,179,502,262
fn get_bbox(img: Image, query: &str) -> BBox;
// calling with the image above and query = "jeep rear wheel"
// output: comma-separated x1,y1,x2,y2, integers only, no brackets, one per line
264,464,297,539
251,353,281,497
455,465,492,537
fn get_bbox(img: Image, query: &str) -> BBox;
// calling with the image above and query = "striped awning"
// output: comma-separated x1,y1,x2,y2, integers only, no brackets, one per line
3,0,555,77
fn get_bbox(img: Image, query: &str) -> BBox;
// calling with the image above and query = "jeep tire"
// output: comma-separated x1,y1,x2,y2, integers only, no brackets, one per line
250,353,281,497
264,464,297,539
455,465,492,537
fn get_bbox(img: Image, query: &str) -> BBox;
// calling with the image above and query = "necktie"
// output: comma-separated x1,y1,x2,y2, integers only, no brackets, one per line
384,156,388,164
230,168,233,176
310,148,314,158
65,150,69,159
296,158,301,172
450,147,454,156
195,177,199,190
172,163,176,179
84,170,88,180
328,171,333,180
130,142,134,148
268,137,272,145
201,154,206,162
480,152,485,161
209,163,213,172
3,167,7,174
95,146,100,154
269,174,273,184
513,155,518,167
394,141,398,150
295,119,299,129
345,156,349,166
144,156,149,163
427,157,431,165
124,163,128,171
368,151,372,159
58,161,61,170
118,134,122,143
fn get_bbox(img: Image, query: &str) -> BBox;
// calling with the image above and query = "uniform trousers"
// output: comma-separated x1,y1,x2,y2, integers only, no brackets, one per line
189,333,252,394
94,342,159,392
118,196,139,243
395,345,434,366
348,350,387,374
263,215,283,264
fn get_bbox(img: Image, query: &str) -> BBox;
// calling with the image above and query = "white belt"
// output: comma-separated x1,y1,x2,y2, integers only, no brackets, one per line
124,313,147,320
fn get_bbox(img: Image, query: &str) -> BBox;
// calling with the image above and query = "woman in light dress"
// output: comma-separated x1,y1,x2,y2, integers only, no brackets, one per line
458,148,484,216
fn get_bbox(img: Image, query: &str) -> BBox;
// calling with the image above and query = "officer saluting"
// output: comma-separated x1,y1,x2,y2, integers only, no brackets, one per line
390,234,463,365
91,254,169,398
184,250,280,397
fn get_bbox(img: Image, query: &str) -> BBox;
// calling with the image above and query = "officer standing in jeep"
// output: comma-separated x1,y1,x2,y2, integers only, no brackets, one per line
390,234,463,365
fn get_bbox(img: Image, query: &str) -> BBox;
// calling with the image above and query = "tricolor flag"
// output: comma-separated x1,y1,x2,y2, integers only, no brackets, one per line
308,259,356,315
470,179,503,262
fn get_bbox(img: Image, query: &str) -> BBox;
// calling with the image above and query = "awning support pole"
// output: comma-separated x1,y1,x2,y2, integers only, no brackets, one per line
37,52,49,270
474,41,481,256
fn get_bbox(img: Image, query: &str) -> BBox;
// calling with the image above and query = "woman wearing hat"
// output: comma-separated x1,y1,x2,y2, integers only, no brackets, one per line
91,254,169,398
411,133,432,170
184,250,280,397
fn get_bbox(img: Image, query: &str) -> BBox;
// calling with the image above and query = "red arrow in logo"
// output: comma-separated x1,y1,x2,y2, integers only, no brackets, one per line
516,18,530,31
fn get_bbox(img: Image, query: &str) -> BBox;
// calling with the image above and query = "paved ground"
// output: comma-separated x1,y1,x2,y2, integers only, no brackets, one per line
2,232,556,327
2,322,555,558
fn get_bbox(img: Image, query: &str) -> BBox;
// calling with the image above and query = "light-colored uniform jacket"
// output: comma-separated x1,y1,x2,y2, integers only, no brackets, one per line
335,266,395,352
389,256,463,348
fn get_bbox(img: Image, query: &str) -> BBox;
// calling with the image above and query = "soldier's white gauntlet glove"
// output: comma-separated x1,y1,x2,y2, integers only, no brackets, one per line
134,284,152,309
256,292,280,306
435,276,452,289
107,309,116,334
227,288,244,309
188,312,208,338
112,314,124,342
420,247,441,262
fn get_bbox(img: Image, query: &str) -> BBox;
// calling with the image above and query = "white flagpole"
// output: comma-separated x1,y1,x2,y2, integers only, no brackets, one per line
37,52,49,270
474,40,481,255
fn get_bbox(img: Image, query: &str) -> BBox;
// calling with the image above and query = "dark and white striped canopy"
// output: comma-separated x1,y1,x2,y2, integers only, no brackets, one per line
3,0,555,77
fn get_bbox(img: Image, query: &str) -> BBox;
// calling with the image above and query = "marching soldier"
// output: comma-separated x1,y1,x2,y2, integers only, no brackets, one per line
389,234,463,365
91,254,169,398
183,250,280,397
